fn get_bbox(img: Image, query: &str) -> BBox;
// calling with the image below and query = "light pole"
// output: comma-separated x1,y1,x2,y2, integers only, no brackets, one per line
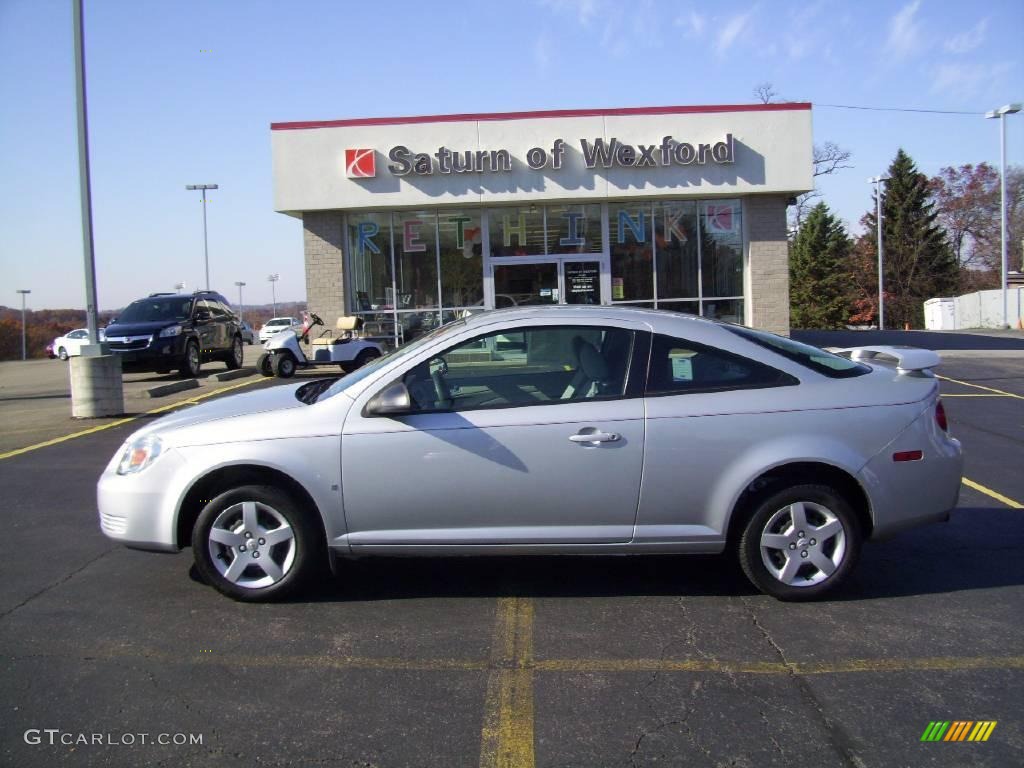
16,289,31,360
234,280,246,322
174,281,186,292
267,273,280,317
868,175,890,330
985,104,1021,328
185,183,218,290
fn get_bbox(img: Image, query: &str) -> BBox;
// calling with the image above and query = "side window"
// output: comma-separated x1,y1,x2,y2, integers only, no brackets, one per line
70,330,86,339
402,325,635,412
646,333,797,395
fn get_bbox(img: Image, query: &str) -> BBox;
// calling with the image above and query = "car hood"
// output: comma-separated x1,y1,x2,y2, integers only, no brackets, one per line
105,320,181,337
129,384,312,444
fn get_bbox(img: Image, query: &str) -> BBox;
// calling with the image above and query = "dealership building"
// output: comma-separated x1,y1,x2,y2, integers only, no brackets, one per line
271,103,812,344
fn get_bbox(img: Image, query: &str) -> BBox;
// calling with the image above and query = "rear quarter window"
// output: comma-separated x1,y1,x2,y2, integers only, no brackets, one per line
647,333,798,395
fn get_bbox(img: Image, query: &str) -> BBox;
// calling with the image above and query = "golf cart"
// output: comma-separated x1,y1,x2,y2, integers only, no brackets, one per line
257,312,384,378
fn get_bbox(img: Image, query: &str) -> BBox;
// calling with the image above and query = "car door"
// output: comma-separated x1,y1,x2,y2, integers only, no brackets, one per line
340,322,648,546
193,300,217,354
68,330,87,355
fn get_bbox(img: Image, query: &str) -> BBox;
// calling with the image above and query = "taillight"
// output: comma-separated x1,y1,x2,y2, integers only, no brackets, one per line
935,400,948,432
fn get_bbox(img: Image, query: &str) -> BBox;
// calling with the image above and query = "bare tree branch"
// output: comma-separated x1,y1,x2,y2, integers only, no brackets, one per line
812,142,853,177
753,82,778,104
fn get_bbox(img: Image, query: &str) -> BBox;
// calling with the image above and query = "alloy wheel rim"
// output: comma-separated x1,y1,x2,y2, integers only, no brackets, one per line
189,344,199,371
233,339,243,364
759,501,846,587
208,501,296,589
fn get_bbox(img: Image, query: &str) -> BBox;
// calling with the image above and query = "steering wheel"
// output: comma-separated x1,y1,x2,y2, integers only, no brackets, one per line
428,357,451,408
310,312,324,326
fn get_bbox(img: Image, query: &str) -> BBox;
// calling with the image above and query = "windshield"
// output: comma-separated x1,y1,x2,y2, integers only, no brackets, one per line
267,318,292,326
723,324,871,378
315,319,466,402
115,297,192,324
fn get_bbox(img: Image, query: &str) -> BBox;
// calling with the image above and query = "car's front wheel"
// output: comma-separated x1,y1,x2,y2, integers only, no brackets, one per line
738,484,861,601
192,485,322,602
58,347,69,361
179,339,201,378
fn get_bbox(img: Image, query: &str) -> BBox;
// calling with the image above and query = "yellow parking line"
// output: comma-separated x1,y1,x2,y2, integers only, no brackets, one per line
535,655,1024,675
480,597,535,768
0,378,262,461
962,478,1024,509
941,394,1010,397
938,375,1024,400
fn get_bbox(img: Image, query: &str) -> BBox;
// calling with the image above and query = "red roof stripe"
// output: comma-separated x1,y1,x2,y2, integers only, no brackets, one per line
270,102,812,131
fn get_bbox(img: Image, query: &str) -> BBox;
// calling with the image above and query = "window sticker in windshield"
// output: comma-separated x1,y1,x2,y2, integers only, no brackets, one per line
669,349,695,382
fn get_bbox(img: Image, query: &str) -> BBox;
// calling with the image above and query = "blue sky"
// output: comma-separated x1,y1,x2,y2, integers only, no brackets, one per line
0,0,1021,311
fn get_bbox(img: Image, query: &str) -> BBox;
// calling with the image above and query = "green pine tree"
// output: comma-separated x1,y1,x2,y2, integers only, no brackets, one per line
863,149,958,329
790,202,852,329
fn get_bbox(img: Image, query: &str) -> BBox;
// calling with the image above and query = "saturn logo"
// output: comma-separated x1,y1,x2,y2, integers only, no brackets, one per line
345,148,376,178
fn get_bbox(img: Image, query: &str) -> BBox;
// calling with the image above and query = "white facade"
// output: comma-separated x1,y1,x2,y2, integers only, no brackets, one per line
271,104,814,344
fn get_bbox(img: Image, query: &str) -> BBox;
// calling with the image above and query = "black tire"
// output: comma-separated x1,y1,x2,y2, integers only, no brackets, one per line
224,335,244,370
179,339,201,378
351,348,380,370
192,485,323,602
257,352,274,377
58,347,68,361
737,484,861,601
273,352,296,378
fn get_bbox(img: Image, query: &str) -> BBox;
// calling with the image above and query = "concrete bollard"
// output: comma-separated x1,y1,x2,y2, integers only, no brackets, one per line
70,354,125,418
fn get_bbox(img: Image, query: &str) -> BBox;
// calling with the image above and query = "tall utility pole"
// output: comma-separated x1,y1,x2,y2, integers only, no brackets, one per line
234,281,246,322
16,289,31,360
74,0,100,347
986,104,1021,328
868,175,890,330
186,183,218,290
268,273,280,317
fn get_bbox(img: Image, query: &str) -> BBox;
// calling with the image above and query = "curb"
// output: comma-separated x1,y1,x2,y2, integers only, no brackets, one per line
144,379,200,398
208,368,256,383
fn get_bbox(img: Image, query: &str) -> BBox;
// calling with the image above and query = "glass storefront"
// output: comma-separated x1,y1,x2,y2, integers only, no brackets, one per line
344,200,744,345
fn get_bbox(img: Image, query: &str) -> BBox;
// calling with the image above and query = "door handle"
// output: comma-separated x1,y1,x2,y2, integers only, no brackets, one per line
569,431,620,444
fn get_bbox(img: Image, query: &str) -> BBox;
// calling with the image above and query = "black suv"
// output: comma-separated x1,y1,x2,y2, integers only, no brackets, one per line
104,291,244,377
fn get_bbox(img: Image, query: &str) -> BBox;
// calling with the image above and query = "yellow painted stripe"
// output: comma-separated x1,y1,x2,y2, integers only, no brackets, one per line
962,478,1024,509
535,655,1024,675
938,375,1024,400
980,721,997,741
968,722,985,741
0,378,262,461
480,598,535,768
941,393,1010,397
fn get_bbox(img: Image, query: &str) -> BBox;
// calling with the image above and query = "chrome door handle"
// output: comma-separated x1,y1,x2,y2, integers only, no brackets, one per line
569,431,620,444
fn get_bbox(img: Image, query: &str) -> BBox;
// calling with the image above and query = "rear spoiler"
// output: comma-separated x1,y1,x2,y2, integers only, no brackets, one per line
826,346,941,373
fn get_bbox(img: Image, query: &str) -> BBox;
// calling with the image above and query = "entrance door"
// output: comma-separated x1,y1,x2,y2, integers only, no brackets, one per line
492,259,603,307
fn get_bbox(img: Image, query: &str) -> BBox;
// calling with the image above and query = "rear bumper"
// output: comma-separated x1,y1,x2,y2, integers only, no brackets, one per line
858,429,963,540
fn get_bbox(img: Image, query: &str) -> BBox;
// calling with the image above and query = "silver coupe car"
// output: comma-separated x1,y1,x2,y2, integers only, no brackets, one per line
98,306,963,602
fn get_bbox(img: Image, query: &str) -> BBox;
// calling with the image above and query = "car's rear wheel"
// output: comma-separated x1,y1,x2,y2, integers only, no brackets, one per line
58,347,69,361
273,352,296,378
738,484,861,601
179,339,201,378
192,485,321,602
224,336,243,370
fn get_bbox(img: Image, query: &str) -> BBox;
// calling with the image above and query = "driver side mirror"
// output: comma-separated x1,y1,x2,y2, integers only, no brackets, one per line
365,381,412,416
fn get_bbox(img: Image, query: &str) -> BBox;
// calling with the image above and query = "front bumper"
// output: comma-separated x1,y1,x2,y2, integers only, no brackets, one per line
97,448,187,551
108,334,188,369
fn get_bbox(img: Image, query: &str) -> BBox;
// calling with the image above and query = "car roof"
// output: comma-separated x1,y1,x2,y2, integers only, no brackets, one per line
460,304,719,330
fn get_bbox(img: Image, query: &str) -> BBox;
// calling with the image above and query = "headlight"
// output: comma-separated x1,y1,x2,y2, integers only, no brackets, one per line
116,435,163,475
159,325,182,338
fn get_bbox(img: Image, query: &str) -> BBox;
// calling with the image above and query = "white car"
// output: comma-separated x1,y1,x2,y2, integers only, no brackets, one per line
258,317,297,343
52,328,102,360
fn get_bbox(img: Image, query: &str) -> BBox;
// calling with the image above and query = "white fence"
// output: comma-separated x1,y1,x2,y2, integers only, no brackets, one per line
924,289,1024,330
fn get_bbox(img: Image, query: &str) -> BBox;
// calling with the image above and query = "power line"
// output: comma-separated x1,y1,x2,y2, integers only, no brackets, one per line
814,102,984,116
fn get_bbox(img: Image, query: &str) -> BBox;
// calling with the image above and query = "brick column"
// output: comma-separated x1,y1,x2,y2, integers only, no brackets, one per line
303,212,345,323
746,195,790,335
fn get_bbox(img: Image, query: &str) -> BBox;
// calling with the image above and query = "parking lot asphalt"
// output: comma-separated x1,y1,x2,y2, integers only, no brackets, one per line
0,348,1022,767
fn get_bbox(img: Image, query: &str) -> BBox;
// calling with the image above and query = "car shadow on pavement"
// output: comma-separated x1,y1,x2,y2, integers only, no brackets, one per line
257,506,1021,604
